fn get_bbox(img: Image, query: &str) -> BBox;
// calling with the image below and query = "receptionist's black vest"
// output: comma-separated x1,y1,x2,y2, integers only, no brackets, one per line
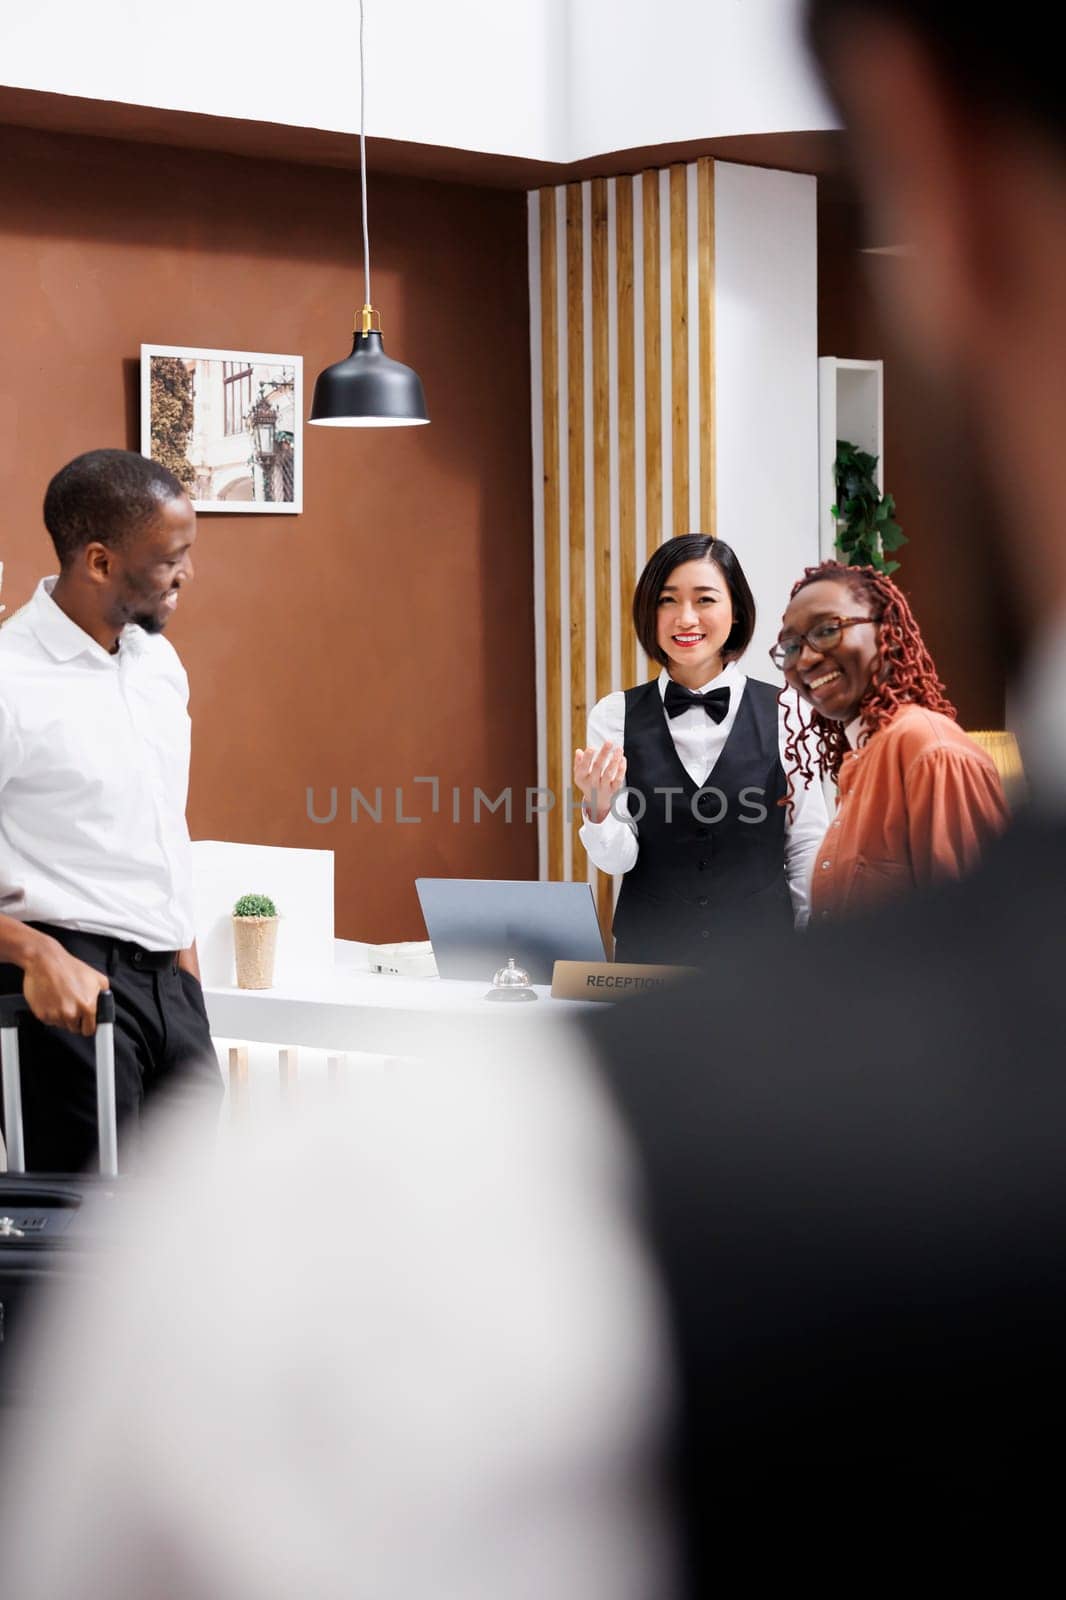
612,677,791,963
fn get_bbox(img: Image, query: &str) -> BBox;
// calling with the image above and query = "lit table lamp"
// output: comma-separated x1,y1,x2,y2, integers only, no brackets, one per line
966,728,1026,807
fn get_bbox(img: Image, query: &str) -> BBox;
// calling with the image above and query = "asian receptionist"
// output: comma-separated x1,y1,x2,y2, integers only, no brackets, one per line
574,535,827,964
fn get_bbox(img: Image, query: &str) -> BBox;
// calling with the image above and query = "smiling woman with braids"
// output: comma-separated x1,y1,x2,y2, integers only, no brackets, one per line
773,560,1009,922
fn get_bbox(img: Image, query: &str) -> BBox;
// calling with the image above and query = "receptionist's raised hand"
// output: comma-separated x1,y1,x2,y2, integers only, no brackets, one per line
573,742,627,825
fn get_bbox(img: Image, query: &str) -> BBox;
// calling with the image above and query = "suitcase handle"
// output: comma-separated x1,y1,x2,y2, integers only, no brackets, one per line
0,993,115,1027
0,992,119,1178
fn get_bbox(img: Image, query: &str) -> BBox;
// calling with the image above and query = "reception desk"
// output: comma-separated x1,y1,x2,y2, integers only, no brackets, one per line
203,939,595,1060
193,840,597,1071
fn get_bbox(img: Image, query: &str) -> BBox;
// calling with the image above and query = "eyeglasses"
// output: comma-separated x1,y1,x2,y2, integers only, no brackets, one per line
769,616,873,671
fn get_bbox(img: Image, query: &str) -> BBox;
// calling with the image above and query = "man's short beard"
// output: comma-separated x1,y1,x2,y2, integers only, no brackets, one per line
131,609,167,634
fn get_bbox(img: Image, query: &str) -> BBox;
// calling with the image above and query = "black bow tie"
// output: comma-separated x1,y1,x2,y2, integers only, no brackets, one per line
663,682,731,723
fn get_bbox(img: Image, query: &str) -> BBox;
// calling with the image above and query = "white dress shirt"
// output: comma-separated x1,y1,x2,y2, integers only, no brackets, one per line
578,663,828,927
0,577,195,950
0,1042,677,1600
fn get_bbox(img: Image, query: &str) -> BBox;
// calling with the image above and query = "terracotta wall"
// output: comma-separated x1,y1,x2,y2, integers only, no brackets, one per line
0,124,537,941
817,195,1006,729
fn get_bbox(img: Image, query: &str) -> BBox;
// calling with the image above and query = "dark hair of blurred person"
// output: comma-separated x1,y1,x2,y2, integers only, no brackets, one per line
805,0,1066,662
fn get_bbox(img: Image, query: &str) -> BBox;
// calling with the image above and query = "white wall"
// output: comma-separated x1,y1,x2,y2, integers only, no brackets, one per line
0,0,834,162
568,0,835,158
714,162,819,673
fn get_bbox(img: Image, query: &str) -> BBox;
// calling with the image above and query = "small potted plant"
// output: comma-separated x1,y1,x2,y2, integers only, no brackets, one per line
832,439,907,574
232,893,279,989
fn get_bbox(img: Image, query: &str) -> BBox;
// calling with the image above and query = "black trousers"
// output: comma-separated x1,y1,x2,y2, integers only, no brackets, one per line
0,924,223,1173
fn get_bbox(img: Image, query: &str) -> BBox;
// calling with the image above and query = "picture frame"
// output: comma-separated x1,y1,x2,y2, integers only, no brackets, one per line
140,344,303,514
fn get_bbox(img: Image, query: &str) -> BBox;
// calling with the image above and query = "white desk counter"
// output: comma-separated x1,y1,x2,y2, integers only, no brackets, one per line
203,940,597,1058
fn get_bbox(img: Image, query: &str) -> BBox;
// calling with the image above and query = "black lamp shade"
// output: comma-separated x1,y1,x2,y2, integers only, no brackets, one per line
309,330,429,427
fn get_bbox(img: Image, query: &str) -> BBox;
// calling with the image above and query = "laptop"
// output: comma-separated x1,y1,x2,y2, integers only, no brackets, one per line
415,878,607,985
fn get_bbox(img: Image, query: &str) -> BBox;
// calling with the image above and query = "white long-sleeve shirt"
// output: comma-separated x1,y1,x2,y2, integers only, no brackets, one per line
578,664,827,927
0,1041,678,1600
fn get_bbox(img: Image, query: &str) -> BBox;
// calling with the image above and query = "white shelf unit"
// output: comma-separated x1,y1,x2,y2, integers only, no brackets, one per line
818,357,884,561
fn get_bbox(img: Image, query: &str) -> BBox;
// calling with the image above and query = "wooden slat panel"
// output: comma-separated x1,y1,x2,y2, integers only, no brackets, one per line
539,188,564,882
591,177,611,704
698,158,716,535
616,176,637,688
670,164,689,538
590,178,614,918
566,183,586,880
643,169,663,681
642,169,662,553
533,161,721,922
596,872,615,956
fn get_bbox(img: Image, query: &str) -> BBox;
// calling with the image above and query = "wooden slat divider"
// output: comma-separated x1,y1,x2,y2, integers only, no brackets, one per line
539,188,564,881
697,158,716,535
670,164,690,538
615,175,637,688
591,177,611,705
532,162,717,909
642,170,662,556
566,183,587,877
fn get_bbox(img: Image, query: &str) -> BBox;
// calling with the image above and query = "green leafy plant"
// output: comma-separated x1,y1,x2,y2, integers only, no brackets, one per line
233,893,278,919
831,439,907,575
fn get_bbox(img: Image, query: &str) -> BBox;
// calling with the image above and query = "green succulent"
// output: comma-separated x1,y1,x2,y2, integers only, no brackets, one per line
233,893,278,919
831,438,907,576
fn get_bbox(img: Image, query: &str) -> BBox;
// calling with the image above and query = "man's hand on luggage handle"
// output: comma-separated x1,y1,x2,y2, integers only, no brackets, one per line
21,936,109,1036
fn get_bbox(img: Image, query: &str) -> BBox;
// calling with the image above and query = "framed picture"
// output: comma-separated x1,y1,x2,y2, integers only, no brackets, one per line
140,345,303,514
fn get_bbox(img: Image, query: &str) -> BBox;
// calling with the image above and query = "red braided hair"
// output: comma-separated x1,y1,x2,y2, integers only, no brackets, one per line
781,561,955,799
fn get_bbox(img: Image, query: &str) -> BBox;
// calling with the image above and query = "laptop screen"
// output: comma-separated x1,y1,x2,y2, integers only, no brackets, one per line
415,878,607,985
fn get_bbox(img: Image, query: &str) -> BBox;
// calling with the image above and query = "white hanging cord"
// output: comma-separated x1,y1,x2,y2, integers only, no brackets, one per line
360,0,372,308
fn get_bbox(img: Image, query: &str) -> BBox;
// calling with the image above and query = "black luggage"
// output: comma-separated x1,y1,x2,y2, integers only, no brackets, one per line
0,993,120,1403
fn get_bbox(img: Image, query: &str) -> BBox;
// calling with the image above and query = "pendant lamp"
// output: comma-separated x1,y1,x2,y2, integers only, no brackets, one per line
309,0,429,427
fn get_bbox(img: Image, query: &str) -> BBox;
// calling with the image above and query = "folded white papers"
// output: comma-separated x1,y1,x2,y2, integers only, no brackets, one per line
365,941,438,979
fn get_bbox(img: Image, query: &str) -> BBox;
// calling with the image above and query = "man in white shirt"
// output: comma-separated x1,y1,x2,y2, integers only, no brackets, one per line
0,448,221,1170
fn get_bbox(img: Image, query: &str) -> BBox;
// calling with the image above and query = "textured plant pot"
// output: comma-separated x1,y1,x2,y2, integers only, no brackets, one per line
232,916,279,990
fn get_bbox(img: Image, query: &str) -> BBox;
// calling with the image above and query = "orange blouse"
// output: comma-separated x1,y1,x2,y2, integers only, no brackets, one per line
809,705,1009,922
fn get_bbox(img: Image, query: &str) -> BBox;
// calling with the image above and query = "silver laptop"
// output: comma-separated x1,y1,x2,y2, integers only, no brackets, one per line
415,878,607,985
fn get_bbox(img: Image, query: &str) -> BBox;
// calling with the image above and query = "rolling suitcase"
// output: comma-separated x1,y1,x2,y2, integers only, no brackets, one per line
0,992,120,1403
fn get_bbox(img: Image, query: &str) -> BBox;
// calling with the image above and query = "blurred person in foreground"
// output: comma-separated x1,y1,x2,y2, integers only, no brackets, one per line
593,0,1066,1580
774,558,1008,920
2,1,1066,1595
